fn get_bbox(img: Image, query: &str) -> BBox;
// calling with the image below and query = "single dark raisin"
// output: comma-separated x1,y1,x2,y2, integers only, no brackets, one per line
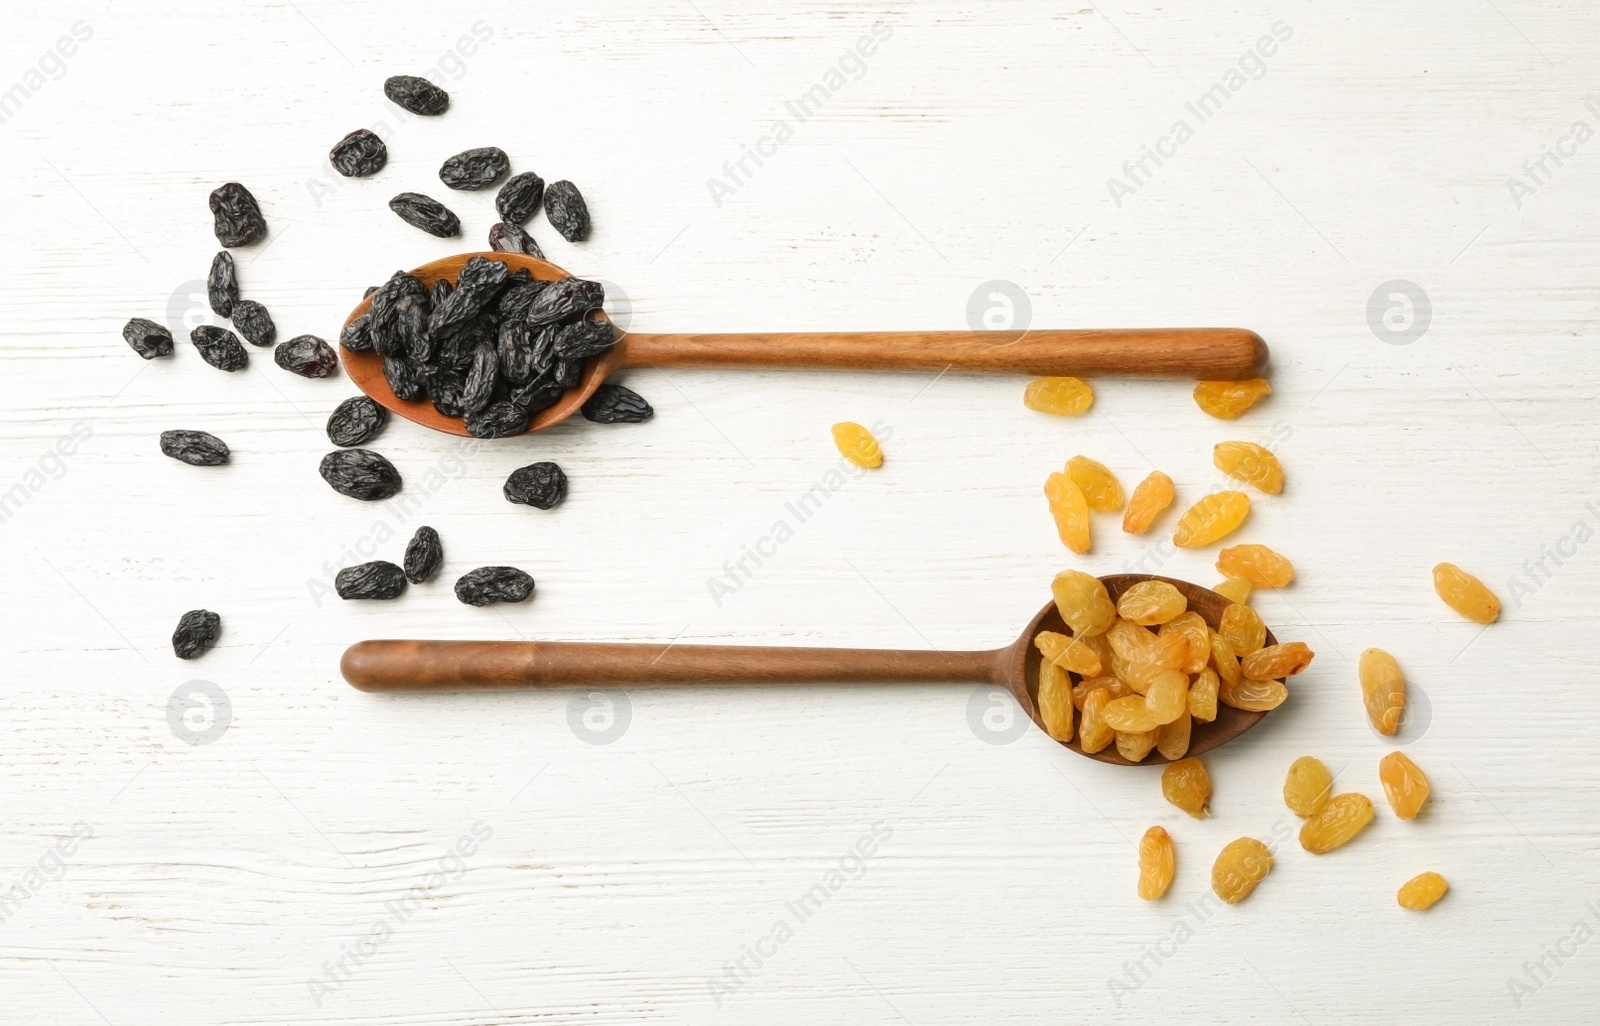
504,461,567,510
123,318,173,359
369,272,429,355
207,251,238,317
160,429,230,466
403,526,443,584
554,357,586,389
190,325,248,371
526,276,604,327
426,365,466,417
383,354,425,401
326,395,387,447
439,146,510,191
364,285,379,298
509,373,564,414
389,192,461,237
464,400,529,438
462,342,499,414
172,609,221,659
498,279,550,321
454,566,535,606
429,256,510,338
395,294,432,362
553,319,615,360
275,335,339,378
489,221,544,258
209,182,267,247
329,128,388,177
231,299,276,347
336,561,407,600
319,449,402,501
495,319,540,385
495,172,545,224
431,278,453,309
544,180,591,242
340,312,374,352
582,383,654,424
384,75,449,116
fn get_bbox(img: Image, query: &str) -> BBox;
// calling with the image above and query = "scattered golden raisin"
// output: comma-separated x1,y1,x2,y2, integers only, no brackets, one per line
1216,544,1294,588
1397,871,1449,911
1299,793,1375,854
1218,676,1287,711
1194,378,1272,420
1240,642,1315,680
1213,576,1253,604
1078,687,1115,753
1211,837,1273,904
1037,660,1074,743
1358,648,1406,735
1173,491,1250,548
1162,757,1211,818
1156,713,1191,760
1433,562,1500,624
1213,441,1285,494
1066,455,1124,512
1044,473,1091,554
1138,826,1175,900
1023,376,1094,416
1115,727,1159,762
1122,471,1175,534
831,422,882,468
1117,580,1187,626
1187,668,1219,722
1219,603,1266,656
1051,570,1117,637
1283,756,1332,818
1379,751,1430,821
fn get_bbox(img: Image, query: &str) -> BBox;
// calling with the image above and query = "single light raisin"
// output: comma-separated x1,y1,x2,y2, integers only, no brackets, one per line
1240,641,1314,680
1194,378,1271,419
1359,648,1406,735
1066,455,1123,512
172,609,221,659
1050,570,1116,637
389,192,461,237
207,251,238,317
455,566,535,606
209,182,267,247
1115,727,1159,762
123,318,174,359
403,526,443,584
329,128,388,177
1078,687,1115,754
1037,660,1074,742
1137,826,1175,900
326,396,387,447
1218,676,1287,711
1162,757,1211,818
1299,792,1375,854
1173,491,1250,548
1433,562,1500,623
1122,471,1174,534
1212,576,1253,604
383,74,448,115
1378,751,1430,820
1156,712,1191,760
336,561,407,600
1211,837,1272,904
1044,473,1091,554
1397,871,1449,910
1216,544,1293,587
231,299,276,347
581,383,653,424
1159,612,1210,674
1022,376,1093,416
1219,602,1265,656
319,449,402,501
544,180,591,241
1283,756,1332,817
1187,667,1219,722
1213,440,1285,494
1144,670,1188,725
1117,580,1187,626
831,422,883,469
504,461,568,509
190,325,248,371
275,335,339,378
160,429,229,466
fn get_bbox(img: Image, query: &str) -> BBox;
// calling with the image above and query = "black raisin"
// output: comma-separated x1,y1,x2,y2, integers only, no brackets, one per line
553,318,615,359
389,192,461,237
160,429,230,466
369,271,428,356
488,221,544,258
526,276,604,327
425,365,466,417
336,561,407,600
231,299,276,347
462,342,499,414
495,172,545,224
207,251,238,317
504,461,567,509
172,609,221,659
404,526,443,584
340,312,374,352
544,180,591,242
364,285,379,298
554,357,586,389
454,566,534,606
326,396,387,447
439,146,510,191
464,400,529,439
329,128,388,177
123,318,173,359
429,256,510,338
431,278,454,308
190,325,248,371
498,280,551,322
319,449,402,501
383,354,425,401
275,335,339,378
384,75,449,116
496,319,538,385
209,182,267,247
582,383,654,424
395,294,432,362
509,373,564,414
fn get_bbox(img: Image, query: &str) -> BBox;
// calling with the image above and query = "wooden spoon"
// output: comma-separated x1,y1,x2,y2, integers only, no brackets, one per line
340,574,1277,765
341,253,1269,437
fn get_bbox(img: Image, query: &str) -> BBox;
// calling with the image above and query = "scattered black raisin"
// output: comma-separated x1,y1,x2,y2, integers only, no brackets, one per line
231,299,276,347
329,128,388,177
326,395,387,447
275,335,339,378
428,256,509,338
383,354,425,401
488,221,544,258
504,461,567,509
207,251,238,317
526,276,604,327
319,449,402,501
544,180,591,242
440,146,510,190
404,526,443,584
464,400,529,438
336,561,407,600
340,312,374,352
582,383,654,424
172,609,221,659
495,172,545,224
123,318,174,359
389,192,461,237
454,566,535,606
190,325,249,371
209,182,267,247
384,75,449,116
160,429,230,466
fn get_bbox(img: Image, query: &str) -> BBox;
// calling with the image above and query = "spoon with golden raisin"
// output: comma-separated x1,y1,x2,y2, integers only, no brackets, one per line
341,252,1270,438
340,574,1278,765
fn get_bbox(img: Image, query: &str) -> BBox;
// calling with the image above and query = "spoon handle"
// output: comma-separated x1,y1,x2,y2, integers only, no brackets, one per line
341,639,1005,692
619,328,1266,379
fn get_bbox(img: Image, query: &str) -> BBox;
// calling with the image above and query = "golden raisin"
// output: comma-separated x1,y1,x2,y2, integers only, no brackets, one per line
1034,631,1102,677
1397,871,1449,911
831,422,882,468
1122,471,1175,534
1213,441,1284,494
1219,676,1288,712
1187,668,1219,722
1378,751,1430,821
1066,455,1124,512
1219,603,1266,656
1358,648,1406,736
1023,376,1094,416
1208,631,1241,686
1103,694,1163,733
1138,826,1175,900
1078,687,1115,753
1173,491,1250,548
1117,580,1187,626
1037,661,1074,743
1194,378,1272,420
1282,756,1332,818
1159,612,1210,675
1211,837,1272,904
1044,473,1091,554
1433,562,1500,624
1156,713,1191,760
1299,792,1375,854
1115,727,1159,762
1073,675,1130,709
1144,669,1189,725
1051,570,1117,637
1240,642,1314,679
1216,544,1294,588
1213,576,1252,604
1162,757,1211,818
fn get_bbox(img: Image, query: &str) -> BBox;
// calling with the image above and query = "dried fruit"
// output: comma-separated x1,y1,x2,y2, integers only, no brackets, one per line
544,180,591,241
1299,792,1375,853
1160,612,1210,675
160,429,229,466
207,251,238,317
209,182,266,247
1193,378,1271,419
326,396,387,447
1397,872,1449,910
1044,473,1091,554
1137,826,1175,900
1037,661,1074,742
489,221,544,257
329,128,387,177
1122,471,1174,534
1187,668,1219,722
1104,695,1162,733
1050,571,1116,637
123,318,174,359
1034,631,1101,676
383,354,424,401
1173,491,1250,548
1219,603,1266,656
231,300,276,347
582,383,653,424
1433,562,1500,623
389,192,461,237
403,526,443,584
1022,376,1093,416
1117,580,1186,626
319,449,402,501
1359,648,1406,735
190,325,248,371
1115,728,1159,762
553,319,616,360
340,312,374,353
465,400,530,439
430,256,512,338
1156,712,1191,760
1283,756,1332,817
336,561,407,600
1240,642,1314,680
172,609,221,659
495,171,545,224
1066,456,1124,512
1209,631,1241,686
1143,670,1188,725
383,74,448,115
455,566,535,606
1073,676,1131,708
505,461,568,509
1216,544,1293,588
1162,757,1211,817
830,422,883,468
1213,576,1252,604
527,276,604,326
1213,441,1284,494
1218,676,1288,711
1078,687,1114,753
275,335,338,378
1211,837,1272,903
1378,751,1430,820
440,146,510,190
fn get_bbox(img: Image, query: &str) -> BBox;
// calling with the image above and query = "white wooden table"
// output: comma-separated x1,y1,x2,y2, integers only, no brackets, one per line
3,1,1596,1022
